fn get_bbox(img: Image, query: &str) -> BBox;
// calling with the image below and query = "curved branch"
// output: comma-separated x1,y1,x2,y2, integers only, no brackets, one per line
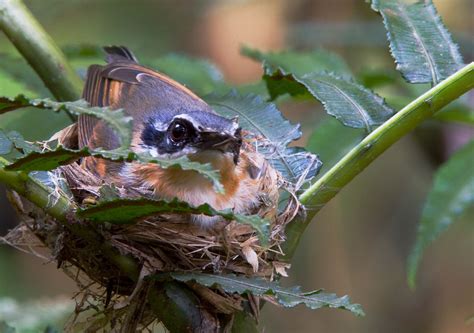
0,157,75,221
0,156,140,274
0,0,83,104
283,62,474,259
0,1,237,329
0,155,256,330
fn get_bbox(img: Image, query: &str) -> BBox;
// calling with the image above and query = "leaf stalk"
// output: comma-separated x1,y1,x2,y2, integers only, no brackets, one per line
283,62,474,259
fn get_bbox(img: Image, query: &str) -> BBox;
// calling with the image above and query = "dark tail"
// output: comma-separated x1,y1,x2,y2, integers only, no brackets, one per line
103,45,138,63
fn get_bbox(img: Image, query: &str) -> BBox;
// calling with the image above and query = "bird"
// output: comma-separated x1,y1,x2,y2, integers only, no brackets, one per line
78,46,280,225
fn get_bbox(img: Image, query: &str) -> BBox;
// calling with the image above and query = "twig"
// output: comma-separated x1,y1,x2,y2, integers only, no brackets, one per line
0,1,258,329
0,0,82,118
282,62,474,259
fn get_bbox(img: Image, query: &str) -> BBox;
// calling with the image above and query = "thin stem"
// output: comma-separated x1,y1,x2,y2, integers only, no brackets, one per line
0,1,233,329
0,156,239,330
283,62,474,259
0,0,83,104
0,157,75,221
0,156,140,278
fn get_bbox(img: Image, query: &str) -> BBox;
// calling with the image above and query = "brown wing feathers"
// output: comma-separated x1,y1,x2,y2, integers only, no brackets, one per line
79,65,102,148
79,47,137,148
79,46,211,150
78,46,273,198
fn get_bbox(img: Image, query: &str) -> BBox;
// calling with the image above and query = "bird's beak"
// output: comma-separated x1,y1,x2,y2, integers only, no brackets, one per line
197,128,242,164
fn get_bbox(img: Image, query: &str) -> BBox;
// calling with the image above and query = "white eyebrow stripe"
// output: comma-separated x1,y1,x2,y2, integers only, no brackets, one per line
173,114,195,122
173,114,203,129
173,114,239,134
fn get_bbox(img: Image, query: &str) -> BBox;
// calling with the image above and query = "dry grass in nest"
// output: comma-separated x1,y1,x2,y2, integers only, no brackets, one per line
58,158,297,279
2,125,302,329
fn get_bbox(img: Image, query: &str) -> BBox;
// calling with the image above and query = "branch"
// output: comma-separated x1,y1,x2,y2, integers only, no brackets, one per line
0,155,139,272
0,157,75,221
0,160,203,327
0,0,83,103
283,62,474,259
0,1,235,328
0,156,256,330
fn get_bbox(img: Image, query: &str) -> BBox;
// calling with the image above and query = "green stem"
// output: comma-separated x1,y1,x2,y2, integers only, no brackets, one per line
0,156,240,331
0,0,83,103
148,281,221,332
0,1,232,329
283,62,474,259
0,156,139,278
0,157,74,221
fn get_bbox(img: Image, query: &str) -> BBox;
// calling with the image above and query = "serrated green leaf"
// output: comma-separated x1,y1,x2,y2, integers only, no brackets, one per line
5,145,224,193
371,0,464,85
206,91,321,185
5,146,89,172
161,273,364,316
207,92,300,146
78,198,270,245
0,100,71,144
0,95,31,114
407,140,474,288
261,69,310,100
242,47,352,77
242,47,353,100
297,72,395,131
0,96,133,147
307,117,365,176
245,62,395,131
4,131,42,154
44,99,133,147
0,131,13,155
146,54,227,96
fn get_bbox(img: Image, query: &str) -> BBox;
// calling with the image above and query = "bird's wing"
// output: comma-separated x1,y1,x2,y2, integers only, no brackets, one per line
79,46,211,149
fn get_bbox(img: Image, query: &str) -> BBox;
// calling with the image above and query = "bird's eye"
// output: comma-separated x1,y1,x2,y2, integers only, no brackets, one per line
169,121,188,142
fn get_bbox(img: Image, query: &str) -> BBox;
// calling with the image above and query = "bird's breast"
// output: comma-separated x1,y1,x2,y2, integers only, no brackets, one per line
123,151,258,214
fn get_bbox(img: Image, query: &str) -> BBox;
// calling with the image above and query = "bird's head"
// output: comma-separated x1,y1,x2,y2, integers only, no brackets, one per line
139,110,242,165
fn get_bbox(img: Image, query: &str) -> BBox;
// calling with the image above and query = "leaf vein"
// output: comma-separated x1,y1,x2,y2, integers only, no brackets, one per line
395,1,440,84
314,78,372,132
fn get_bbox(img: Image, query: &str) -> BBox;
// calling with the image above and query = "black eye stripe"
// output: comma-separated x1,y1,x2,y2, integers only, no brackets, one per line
141,120,165,147
141,112,240,158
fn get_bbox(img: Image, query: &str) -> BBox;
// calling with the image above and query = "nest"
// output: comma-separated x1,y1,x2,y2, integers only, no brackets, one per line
2,125,302,330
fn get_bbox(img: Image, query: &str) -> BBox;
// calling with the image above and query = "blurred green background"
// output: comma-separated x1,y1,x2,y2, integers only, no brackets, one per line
0,0,473,332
